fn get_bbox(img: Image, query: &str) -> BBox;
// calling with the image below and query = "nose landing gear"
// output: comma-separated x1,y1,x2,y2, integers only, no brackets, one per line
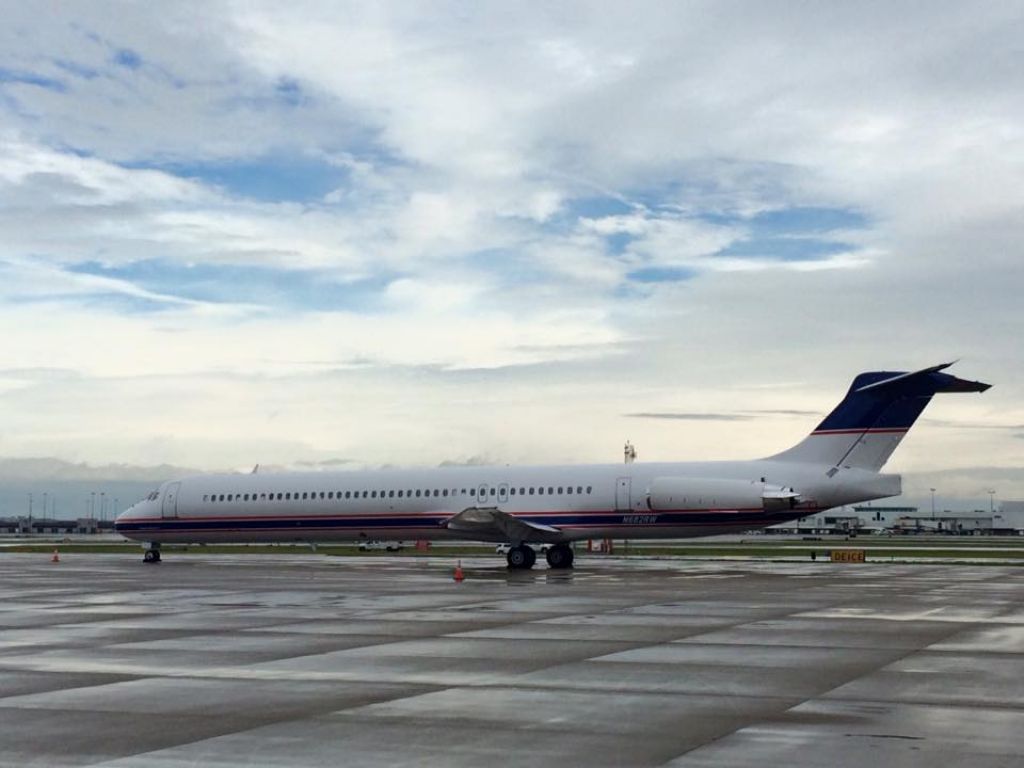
142,545,162,564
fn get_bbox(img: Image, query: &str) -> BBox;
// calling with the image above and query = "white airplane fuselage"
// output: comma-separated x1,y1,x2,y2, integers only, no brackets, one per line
116,458,898,545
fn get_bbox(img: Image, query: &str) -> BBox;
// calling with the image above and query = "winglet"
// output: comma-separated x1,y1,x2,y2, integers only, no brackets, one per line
854,362,953,392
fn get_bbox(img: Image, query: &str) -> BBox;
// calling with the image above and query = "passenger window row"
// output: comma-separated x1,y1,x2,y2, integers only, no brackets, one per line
201,485,594,504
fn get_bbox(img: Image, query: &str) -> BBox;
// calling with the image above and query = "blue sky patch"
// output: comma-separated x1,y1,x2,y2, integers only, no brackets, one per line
151,152,349,203
53,58,99,80
566,196,635,220
627,182,691,212
113,48,142,69
700,205,866,233
0,67,67,92
542,194,635,236
627,266,697,283
718,236,850,262
750,206,867,233
605,231,635,254
706,205,865,262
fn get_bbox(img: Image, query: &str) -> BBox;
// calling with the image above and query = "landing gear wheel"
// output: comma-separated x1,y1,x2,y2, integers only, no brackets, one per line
143,548,161,564
506,545,535,570
523,546,537,569
546,544,574,569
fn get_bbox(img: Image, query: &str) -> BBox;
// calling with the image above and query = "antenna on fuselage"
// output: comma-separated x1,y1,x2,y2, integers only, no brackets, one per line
251,464,259,474
624,441,637,464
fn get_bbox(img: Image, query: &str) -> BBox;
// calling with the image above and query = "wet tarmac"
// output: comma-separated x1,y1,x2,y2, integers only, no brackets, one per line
0,553,1021,767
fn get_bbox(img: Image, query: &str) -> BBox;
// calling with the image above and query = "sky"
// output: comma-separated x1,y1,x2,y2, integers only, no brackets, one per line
0,1,1022,513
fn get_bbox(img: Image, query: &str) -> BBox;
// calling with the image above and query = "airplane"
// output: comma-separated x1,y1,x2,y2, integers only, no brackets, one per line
115,363,989,568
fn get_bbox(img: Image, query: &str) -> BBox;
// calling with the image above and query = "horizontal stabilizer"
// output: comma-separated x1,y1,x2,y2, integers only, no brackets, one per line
854,362,990,394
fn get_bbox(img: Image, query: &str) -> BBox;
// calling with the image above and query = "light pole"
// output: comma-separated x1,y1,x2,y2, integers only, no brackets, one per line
90,491,96,519
988,490,996,515
930,488,936,519
100,492,106,521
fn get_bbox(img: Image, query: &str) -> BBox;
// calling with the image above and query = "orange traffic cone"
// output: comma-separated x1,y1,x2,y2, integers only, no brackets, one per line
453,560,464,582
51,549,60,563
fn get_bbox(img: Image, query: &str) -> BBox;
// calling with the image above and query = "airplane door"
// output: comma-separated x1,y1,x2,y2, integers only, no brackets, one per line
615,477,631,511
161,482,181,518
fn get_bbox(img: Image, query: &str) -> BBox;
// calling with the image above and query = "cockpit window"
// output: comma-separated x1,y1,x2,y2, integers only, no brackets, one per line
146,490,159,501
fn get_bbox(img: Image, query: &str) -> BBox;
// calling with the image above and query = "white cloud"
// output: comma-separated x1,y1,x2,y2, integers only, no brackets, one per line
0,139,208,204
0,2,1021,505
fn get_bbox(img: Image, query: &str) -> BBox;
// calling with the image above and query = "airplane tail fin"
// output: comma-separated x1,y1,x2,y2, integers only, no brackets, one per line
769,363,990,472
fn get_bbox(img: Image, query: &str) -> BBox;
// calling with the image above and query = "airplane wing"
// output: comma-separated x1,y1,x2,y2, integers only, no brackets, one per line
443,506,565,544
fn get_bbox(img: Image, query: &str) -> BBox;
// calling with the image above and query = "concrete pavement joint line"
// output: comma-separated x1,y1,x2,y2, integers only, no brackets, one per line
0,556,1020,767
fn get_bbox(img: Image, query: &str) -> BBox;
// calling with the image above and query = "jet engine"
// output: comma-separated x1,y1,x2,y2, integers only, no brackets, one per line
646,477,800,512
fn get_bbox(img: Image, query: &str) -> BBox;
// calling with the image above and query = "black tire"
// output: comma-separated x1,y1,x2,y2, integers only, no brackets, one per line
546,544,574,569
143,550,156,564
506,545,533,569
523,546,537,569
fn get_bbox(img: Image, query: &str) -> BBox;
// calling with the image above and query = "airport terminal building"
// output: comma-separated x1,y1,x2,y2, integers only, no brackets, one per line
0,518,113,536
769,501,1024,535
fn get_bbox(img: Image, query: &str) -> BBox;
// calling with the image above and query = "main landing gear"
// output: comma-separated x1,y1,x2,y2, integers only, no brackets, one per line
506,544,536,570
142,544,162,564
505,543,574,570
545,543,574,569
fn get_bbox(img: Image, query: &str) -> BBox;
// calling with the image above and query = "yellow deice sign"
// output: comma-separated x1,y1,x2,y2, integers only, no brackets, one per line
831,549,866,563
